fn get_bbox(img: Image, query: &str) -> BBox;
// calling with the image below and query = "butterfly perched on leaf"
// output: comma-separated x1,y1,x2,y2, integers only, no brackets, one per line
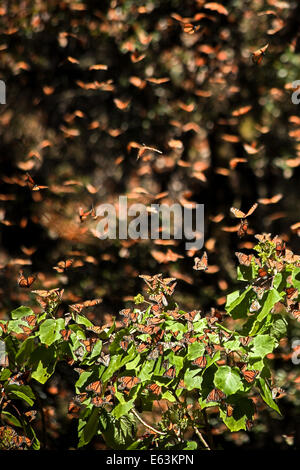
118,376,140,391
206,388,226,403
86,380,103,395
235,252,253,266
192,355,207,369
241,368,259,384
193,251,208,271
252,43,269,65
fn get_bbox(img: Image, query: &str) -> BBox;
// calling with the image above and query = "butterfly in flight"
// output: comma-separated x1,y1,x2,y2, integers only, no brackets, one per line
252,43,269,65
18,270,35,288
193,251,208,271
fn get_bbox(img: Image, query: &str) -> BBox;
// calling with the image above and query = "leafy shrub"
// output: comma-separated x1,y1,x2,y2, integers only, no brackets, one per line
0,233,299,450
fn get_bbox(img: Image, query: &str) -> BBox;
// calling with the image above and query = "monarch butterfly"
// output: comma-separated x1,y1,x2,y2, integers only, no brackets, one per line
192,355,207,368
18,271,35,288
26,172,48,191
0,322,8,334
80,337,99,353
230,203,258,219
146,316,165,326
235,252,253,266
271,387,286,400
237,219,249,238
136,342,148,354
61,329,71,341
23,315,37,327
182,23,201,34
182,310,199,322
291,309,300,322
193,251,208,271
119,308,139,326
163,365,176,379
241,368,259,383
276,241,286,257
137,324,161,336
167,310,182,320
252,43,269,65
120,335,133,351
97,352,110,367
53,259,73,273
70,298,102,314
118,376,140,391
250,299,261,313
24,410,37,423
258,267,268,278
286,287,298,299
91,394,113,407
78,206,96,222
206,388,226,403
147,383,162,396
226,403,234,418
239,336,253,347
86,380,103,395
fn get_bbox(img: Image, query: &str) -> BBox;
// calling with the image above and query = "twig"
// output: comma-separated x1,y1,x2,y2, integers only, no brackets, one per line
193,426,211,450
131,407,167,436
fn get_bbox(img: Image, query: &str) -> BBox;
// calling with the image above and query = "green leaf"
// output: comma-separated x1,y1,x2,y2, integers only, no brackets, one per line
30,345,57,384
187,342,205,361
256,289,281,322
258,378,281,414
6,385,35,406
184,440,198,450
103,414,137,450
214,366,243,396
39,318,65,346
225,287,252,319
112,399,135,419
10,306,34,320
78,407,100,448
292,267,300,291
249,335,276,358
184,368,203,390
270,315,287,340
219,395,255,431
1,411,22,427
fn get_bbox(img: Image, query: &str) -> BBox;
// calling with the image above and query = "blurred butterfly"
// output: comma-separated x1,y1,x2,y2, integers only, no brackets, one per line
69,298,102,314
193,251,208,271
182,23,201,34
206,388,226,403
291,309,300,322
18,270,35,288
53,259,73,273
163,365,176,379
230,203,258,219
271,387,286,400
252,43,269,65
26,173,48,191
